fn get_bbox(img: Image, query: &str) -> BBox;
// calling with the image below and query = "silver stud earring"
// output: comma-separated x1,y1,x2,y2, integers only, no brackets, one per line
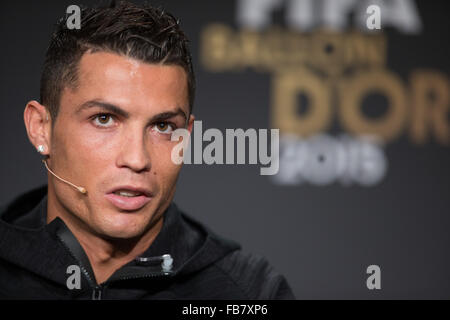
37,145,45,153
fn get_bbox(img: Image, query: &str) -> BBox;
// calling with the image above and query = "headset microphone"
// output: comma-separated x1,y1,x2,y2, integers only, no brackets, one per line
42,159,87,194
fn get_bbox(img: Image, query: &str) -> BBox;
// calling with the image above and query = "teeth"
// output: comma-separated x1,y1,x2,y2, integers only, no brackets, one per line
114,190,142,197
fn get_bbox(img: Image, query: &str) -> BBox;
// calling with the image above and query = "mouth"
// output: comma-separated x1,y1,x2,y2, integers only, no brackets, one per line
105,186,153,211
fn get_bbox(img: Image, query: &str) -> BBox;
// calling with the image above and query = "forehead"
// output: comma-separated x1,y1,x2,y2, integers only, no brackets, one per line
62,51,189,115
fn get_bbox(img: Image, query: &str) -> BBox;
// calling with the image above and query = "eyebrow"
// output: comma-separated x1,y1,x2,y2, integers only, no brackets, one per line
76,99,188,124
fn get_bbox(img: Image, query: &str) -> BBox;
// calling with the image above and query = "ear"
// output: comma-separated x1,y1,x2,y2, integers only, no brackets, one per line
23,100,52,155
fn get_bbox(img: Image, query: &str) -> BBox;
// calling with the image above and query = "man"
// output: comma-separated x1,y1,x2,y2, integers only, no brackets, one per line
0,1,294,299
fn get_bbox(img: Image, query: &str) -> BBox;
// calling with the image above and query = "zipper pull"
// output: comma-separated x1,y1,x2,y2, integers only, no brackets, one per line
135,253,173,274
92,286,102,300
161,254,173,273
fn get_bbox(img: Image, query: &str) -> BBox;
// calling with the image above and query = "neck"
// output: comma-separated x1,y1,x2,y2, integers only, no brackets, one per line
46,185,164,284
78,217,163,284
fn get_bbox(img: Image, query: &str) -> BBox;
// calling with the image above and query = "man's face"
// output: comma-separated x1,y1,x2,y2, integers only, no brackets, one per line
49,51,191,239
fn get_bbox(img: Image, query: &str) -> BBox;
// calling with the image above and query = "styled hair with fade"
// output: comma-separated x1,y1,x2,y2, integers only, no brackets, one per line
40,0,195,121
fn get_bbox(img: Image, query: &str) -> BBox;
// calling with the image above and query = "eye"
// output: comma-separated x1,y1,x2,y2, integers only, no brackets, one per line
92,114,115,127
153,121,175,134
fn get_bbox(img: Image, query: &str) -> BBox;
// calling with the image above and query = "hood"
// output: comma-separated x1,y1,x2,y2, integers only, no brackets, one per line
0,186,241,296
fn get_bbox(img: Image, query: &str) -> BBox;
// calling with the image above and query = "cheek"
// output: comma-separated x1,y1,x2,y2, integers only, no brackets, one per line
57,125,118,194
151,142,182,183
79,130,111,147
74,126,118,162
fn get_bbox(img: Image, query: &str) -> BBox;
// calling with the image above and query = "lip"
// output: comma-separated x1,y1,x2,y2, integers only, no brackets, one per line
105,186,153,211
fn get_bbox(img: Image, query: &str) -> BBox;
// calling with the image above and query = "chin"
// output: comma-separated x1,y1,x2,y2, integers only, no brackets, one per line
99,224,145,240
103,230,142,240
94,213,149,240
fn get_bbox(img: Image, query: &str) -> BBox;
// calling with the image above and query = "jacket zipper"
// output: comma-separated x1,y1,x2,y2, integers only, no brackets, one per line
56,228,173,299
92,286,102,300
56,232,100,299
107,271,173,283
91,272,172,300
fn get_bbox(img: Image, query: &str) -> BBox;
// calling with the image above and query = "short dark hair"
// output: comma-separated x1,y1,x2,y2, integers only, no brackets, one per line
40,1,195,121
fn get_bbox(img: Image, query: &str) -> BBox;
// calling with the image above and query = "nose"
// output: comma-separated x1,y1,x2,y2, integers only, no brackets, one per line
116,127,151,173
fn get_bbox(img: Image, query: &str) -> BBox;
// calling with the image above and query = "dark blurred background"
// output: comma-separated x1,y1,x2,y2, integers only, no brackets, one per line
0,0,449,299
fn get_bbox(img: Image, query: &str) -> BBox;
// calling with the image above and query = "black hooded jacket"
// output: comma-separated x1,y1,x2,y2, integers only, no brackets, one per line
0,186,295,299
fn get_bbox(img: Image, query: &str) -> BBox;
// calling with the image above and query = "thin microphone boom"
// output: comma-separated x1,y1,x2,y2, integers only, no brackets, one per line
42,159,87,194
